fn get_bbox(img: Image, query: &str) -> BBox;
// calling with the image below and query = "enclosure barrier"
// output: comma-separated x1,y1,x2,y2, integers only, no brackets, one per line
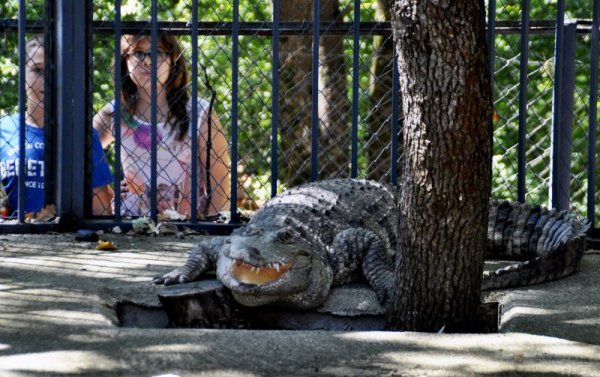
0,0,597,246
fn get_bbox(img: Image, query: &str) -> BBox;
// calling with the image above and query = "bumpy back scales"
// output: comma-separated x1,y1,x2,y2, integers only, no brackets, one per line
257,179,399,256
483,200,589,290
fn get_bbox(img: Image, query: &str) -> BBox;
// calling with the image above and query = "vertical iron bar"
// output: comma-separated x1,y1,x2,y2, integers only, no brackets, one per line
550,11,576,211
190,0,199,223
518,0,530,203
71,0,87,218
588,0,599,228
271,0,280,197
390,49,399,185
55,0,86,222
487,0,496,85
231,0,239,221
311,0,320,181
150,0,158,222
44,0,55,215
551,0,565,209
55,0,69,219
85,0,94,217
113,0,122,222
17,0,26,222
350,0,359,178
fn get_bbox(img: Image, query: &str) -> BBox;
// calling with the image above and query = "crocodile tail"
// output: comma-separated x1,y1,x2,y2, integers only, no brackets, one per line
484,200,589,290
482,238,584,290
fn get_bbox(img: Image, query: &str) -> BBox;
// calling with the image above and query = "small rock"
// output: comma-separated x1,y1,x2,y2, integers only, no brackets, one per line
112,226,122,234
132,217,154,234
182,227,199,235
156,222,178,235
176,231,185,239
158,209,187,221
75,229,99,242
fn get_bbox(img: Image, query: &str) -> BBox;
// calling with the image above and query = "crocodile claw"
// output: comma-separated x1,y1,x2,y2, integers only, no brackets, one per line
152,265,202,285
153,268,184,285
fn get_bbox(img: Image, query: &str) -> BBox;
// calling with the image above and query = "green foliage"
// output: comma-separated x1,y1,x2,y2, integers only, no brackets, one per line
490,1,598,223
0,0,597,222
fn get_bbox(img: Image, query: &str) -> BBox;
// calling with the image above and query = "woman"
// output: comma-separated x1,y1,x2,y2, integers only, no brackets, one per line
0,35,113,217
93,34,230,218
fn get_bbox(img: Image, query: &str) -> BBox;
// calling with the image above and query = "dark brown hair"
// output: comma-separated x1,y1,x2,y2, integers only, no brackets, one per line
119,34,190,141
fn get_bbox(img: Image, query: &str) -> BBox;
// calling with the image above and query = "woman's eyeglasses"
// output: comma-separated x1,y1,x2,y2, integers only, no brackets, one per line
128,50,169,63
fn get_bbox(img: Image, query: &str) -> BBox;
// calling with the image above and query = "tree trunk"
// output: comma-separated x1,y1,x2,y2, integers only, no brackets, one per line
366,0,402,182
318,0,350,180
279,1,313,187
385,0,493,331
278,0,349,187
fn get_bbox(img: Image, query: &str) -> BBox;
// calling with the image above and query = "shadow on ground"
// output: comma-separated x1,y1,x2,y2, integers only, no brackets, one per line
0,233,598,376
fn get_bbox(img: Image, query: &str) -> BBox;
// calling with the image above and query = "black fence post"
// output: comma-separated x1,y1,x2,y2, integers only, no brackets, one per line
390,51,399,186
54,0,89,226
550,19,576,211
311,0,320,182
150,0,159,223
487,0,496,87
271,0,280,197
191,0,199,222
44,0,56,221
517,0,530,203
589,0,599,231
112,0,123,222
17,0,26,223
231,0,239,221
350,0,360,178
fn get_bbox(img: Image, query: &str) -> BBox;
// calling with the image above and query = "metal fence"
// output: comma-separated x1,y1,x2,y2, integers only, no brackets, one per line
0,0,598,240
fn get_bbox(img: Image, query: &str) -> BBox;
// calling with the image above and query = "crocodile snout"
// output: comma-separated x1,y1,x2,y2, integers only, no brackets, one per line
238,246,260,259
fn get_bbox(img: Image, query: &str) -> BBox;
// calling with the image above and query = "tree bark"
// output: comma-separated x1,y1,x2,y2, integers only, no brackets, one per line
385,0,493,331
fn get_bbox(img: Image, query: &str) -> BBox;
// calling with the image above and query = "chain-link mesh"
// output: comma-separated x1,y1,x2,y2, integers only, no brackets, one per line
91,0,405,216
490,0,599,226
0,0,598,229
0,2,53,220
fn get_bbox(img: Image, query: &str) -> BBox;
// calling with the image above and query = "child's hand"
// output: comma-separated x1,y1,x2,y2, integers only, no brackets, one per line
122,175,146,196
120,179,129,200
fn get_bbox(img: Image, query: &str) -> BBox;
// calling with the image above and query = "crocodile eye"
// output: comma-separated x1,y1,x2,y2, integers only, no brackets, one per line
276,228,295,244
243,226,260,237
296,249,310,257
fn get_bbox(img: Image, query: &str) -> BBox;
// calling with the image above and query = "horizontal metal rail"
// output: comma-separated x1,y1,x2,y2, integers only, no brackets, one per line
1,11,598,238
1,19,598,36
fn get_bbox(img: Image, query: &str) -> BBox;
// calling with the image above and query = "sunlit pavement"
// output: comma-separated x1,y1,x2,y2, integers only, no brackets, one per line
0,233,598,377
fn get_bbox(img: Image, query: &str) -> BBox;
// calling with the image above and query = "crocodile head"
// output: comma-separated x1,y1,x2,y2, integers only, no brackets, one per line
216,222,333,309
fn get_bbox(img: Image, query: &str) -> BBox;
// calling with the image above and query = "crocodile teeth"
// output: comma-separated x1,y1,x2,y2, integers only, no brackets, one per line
231,260,291,285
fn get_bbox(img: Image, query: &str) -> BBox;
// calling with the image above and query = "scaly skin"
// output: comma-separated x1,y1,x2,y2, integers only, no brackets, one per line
482,200,588,290
154,179,397,309
153,179,588,309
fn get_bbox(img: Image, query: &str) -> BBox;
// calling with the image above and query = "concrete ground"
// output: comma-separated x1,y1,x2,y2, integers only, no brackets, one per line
0,233,598,377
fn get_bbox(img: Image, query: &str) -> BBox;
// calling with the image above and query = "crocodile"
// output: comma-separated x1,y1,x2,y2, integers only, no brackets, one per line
153,178,588,309
483,199,588,290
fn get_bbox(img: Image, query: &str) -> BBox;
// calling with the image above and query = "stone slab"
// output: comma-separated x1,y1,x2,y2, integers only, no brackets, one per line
0,233,599,376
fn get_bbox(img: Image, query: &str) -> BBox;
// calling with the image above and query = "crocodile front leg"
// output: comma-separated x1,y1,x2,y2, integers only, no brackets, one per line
328,228,394,307
153,236,228,285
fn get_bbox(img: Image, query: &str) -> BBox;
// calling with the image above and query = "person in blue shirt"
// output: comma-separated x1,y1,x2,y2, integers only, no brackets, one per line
0,35,113,217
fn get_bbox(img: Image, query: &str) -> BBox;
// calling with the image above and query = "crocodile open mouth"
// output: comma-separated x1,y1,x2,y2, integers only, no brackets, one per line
230,259,291,285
